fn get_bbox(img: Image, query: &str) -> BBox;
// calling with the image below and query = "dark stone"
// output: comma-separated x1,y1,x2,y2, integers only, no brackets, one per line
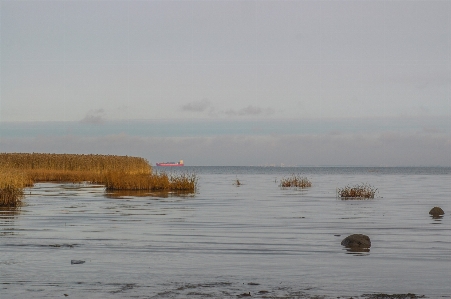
429,207,444,216
341,234,371,249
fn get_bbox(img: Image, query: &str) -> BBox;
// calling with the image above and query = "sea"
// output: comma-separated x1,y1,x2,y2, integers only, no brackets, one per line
1,166,450,299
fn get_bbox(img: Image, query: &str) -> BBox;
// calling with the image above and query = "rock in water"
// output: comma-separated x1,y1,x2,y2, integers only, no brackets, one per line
429,207,444,216
341,234,371,249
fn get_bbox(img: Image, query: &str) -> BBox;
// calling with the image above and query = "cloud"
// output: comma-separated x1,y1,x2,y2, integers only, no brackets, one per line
181,99,211,112
225,105,275,117
80,109,106,124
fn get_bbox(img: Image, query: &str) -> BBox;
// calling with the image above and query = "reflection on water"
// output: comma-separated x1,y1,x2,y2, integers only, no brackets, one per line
1,167,450,299
0,206,21,221
105,190,195,199
343,247,371,255
430,215,444,225
0,206,20,236
0,206,21,217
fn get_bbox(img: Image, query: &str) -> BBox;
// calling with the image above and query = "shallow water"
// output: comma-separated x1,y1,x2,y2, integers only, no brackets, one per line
1,167,450,298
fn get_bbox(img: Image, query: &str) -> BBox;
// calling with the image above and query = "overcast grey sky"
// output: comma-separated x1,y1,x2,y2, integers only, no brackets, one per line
0,0,450,166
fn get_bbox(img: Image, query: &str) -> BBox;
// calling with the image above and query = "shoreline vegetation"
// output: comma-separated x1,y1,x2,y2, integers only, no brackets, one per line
0,153,197,207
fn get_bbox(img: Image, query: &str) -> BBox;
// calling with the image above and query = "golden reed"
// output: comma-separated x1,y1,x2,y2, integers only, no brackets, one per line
279,174,312,188
337,183,377,199
0,170,30,207
103,171,198,191
0,153,197,206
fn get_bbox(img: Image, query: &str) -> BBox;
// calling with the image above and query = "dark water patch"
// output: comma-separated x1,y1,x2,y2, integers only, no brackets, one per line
110,283,138,294
186,291,214,297
0,231,16,236
362,293,425,299
48,243,79,248
2,243,81,249
25,288,45,292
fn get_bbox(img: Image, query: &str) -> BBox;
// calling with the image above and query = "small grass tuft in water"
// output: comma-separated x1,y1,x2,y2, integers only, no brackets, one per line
279,175,312,188
338,183,377,199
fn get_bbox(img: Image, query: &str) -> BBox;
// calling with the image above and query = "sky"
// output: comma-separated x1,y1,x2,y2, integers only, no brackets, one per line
0,0,450,166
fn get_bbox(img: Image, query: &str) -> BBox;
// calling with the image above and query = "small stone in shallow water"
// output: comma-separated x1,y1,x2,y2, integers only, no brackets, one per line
341,234,371,249
429,207,444,216
71,260,85,265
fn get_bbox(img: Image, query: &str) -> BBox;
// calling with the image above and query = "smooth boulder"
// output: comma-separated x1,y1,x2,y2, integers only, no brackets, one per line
429,207,444,217
341,234,371,249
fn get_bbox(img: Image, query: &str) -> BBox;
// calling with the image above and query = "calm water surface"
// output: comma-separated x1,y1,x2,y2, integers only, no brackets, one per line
1,167,450,298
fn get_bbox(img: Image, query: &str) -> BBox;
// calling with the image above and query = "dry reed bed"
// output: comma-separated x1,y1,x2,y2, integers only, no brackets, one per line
0,170,29,207
279,174,312,188
0,153,151,176
338,183,377,199
0,153,197,206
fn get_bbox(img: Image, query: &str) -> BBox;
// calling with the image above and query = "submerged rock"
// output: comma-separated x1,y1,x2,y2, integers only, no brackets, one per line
429,207,444,217
341,234,371,249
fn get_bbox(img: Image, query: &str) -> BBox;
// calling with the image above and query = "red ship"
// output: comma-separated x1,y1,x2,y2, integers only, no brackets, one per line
156,160,184,167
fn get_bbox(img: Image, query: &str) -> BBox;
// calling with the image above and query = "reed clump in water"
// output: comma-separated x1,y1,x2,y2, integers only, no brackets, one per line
103,171,197,192
0,170,29,207
167,173,198,191
338,183,377,199
279,175,312,188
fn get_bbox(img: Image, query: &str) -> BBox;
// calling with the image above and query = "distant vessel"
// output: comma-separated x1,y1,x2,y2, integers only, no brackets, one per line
156,160,184,167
